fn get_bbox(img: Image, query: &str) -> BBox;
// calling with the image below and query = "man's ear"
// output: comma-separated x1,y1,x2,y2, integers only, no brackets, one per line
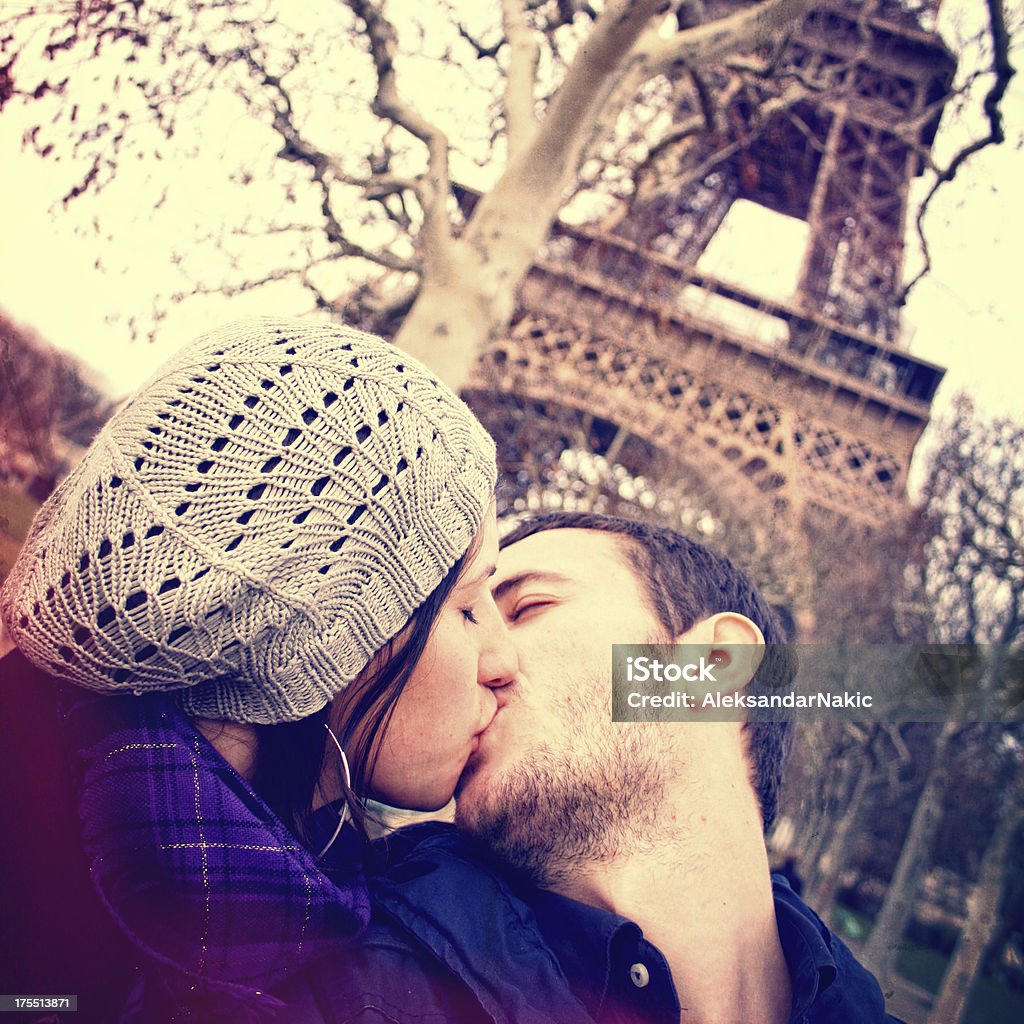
674,612,765,693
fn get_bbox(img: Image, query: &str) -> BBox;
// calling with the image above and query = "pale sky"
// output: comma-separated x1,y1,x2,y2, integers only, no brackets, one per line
1,0,1021,483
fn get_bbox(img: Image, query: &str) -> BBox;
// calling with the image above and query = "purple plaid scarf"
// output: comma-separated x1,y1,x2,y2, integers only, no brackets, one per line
64,692,370,1014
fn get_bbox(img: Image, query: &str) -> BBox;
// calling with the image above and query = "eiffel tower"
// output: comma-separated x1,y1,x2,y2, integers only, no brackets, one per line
465,0,956,609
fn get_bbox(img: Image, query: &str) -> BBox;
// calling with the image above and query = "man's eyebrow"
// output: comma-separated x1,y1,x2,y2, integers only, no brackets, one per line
491,571,573,602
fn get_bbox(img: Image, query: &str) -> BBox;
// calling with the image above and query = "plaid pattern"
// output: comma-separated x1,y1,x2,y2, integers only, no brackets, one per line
63,691,369,1006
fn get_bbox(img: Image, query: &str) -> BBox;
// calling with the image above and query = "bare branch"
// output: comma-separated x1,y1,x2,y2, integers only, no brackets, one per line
344,0,454,269
223,220,322,239
643,109,713,168
502,0,541,160
320,224,419,274
173,265,318,302
505,0,669,201
900,0,1016,305
628,78,815,215
645,0,814,76
237,46,417,275
61,155,102,205
363,175,423,201
173,252,354,319
574,0,812,206
300,275,344,315
688,67,719,133
457,22,503,60
722,17,796,79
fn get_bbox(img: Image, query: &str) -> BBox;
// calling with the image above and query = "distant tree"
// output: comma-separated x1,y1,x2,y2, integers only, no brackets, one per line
927,741,1023,1024
777,506,930,921
0,312,111,502
862,395,1024,1014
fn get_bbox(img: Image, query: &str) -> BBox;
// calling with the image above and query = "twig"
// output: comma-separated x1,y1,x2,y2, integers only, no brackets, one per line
344,0,454,267
900,0,1015,306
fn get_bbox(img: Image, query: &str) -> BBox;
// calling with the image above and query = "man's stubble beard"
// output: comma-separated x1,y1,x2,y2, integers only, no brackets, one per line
457,715,673,889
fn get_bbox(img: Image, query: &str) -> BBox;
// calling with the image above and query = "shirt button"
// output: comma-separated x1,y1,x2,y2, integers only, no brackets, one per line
629,962,650,988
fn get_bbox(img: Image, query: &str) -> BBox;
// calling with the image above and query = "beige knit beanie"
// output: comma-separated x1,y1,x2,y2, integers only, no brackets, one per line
0,318,496,723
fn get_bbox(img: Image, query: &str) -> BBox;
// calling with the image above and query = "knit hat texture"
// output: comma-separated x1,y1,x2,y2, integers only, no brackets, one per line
0,318,496,723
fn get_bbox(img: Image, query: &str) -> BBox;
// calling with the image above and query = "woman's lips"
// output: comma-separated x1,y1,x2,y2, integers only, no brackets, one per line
466,709,500,765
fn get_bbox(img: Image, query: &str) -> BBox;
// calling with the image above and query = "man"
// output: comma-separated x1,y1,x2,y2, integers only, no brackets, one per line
4,510,895,1022
453,511,895,1023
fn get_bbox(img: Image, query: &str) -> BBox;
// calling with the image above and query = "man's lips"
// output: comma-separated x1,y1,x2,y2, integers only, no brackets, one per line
474,707,500,741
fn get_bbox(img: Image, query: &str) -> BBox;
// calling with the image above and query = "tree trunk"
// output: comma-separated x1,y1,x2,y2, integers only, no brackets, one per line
798,743,848,895
797,806,830,896
393,270,499,393
926,758,1024,1024
806,753,874,921
862,720,959,986
394,170,565,391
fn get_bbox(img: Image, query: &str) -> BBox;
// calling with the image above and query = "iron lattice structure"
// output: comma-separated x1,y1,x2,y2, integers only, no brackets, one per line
465,0,955,608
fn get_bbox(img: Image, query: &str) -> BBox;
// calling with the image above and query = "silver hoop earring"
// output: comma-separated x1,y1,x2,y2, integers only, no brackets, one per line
317,723,353,859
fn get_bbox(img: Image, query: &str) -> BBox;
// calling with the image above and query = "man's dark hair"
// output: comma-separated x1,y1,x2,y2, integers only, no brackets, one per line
500,511,796,831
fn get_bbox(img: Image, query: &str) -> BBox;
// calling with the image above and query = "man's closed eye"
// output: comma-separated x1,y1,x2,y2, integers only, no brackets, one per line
509,599,555,623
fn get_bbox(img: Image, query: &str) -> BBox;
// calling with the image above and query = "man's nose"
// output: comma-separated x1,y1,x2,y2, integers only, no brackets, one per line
477,602,519,690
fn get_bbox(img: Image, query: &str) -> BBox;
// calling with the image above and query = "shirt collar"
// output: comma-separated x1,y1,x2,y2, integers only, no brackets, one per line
530,885,643,1020
365,824,598,1024
772,874,839,1019
528,874,839,1023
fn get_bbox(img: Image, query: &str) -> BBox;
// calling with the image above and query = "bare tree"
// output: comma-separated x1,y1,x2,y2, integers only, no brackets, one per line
927,746,1024,1024
862,396,1024,1002
0,312,112,502
1,1,1014,387
0,312,112,658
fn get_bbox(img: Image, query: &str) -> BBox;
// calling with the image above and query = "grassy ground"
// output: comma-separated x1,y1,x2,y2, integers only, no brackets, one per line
832,905,1024,1024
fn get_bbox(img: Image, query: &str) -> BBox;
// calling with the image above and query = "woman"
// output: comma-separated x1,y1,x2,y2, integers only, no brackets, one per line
0,317,517,1019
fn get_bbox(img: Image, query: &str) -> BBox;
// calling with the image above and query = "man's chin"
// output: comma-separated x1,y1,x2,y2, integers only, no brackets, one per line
453,756,500,832
453,766,482,820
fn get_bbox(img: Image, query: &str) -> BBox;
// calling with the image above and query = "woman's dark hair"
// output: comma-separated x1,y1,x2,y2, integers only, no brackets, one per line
252,543,474,849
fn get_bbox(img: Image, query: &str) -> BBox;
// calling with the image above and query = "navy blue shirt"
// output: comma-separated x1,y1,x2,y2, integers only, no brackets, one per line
528,874,903,1024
